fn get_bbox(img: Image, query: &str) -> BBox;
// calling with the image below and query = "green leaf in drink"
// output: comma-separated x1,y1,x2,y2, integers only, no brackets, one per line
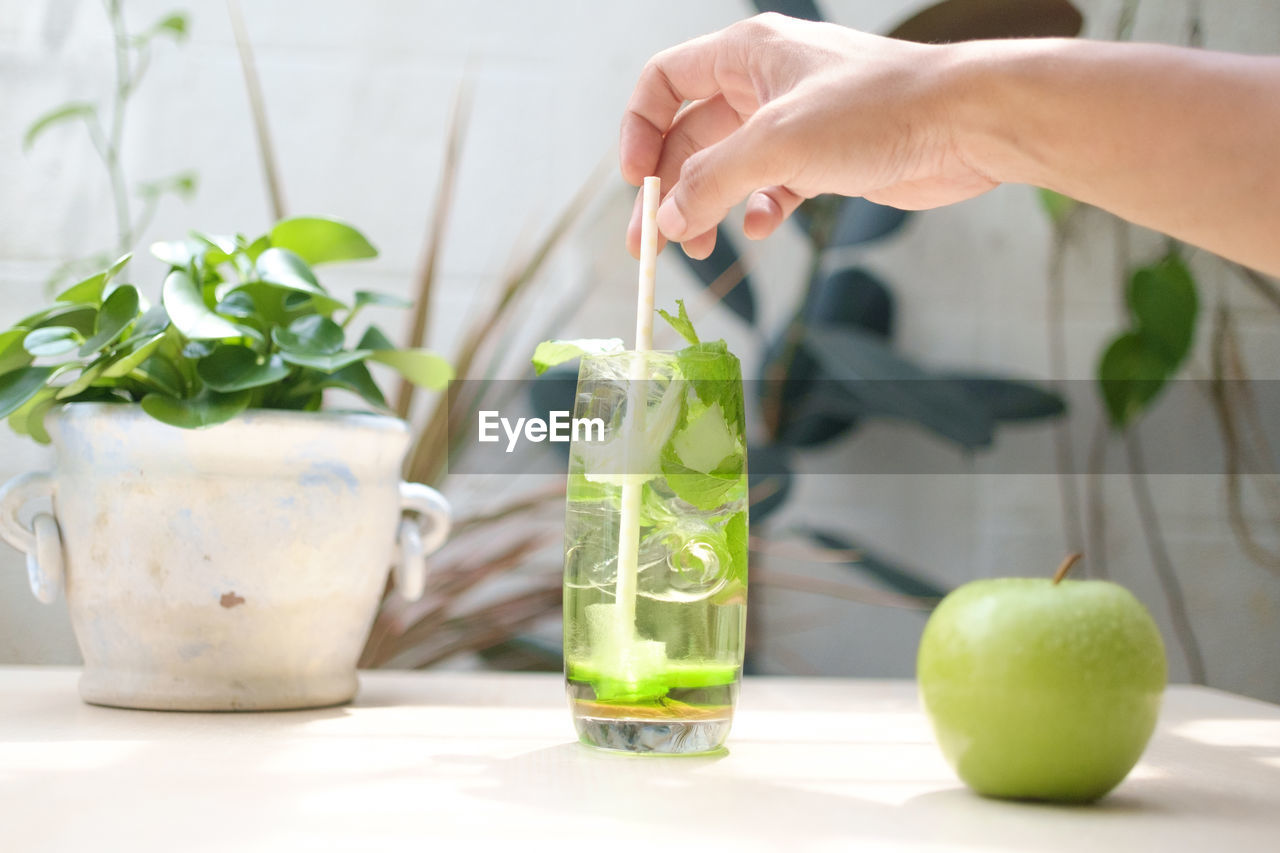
656,298,699,346
531,338,624,375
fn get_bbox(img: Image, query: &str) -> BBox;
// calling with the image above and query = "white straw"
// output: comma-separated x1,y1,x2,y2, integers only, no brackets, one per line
633,176,660,352
613,177,661,645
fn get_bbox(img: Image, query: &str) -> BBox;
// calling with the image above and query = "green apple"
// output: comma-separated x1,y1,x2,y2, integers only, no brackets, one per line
917,558,1167,803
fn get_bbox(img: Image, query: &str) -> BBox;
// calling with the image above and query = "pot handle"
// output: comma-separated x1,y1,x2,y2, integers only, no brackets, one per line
393,482,451,602
0,472,64,604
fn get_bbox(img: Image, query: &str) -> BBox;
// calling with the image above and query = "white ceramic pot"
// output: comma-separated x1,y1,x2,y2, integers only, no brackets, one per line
0,404,450,711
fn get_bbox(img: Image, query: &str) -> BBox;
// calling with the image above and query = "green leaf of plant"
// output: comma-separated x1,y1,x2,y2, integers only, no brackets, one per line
531,338,624,375
802,326,995,449
138,171,197,202
56,273,108,306
148,12,189,41
369,349,453,391
0,329,33,374
7,386,58,444
255,247,321,290
23,101,95,151
79,284,141,355
253,249,347,313
276,348,372,374
0,367,58,418
23,326,82,356
277,290,346,317
150,238,204,268
1098,332,1169,429
942,374,1067,421
269,217,378,266
141,389,252,429
1037,188,1078,226
245,235,271,262
191,231,236,258
162,269,245,340
133,355,185,397
272,315,345,355
55,360,110,400
181,340,217,359
197,346,291,392
126,305,171,342
213,283,289,326
354,290,412,310
56,253,132,305
101,332,166,378
1128,252,1198,368
22,305,98,337
59,387,129,405
215,290,256,318
657,299,700,346
357,325,397,351
321,362,388,410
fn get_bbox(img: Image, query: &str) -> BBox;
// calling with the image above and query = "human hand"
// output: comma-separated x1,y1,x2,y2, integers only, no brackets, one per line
621,13,998,259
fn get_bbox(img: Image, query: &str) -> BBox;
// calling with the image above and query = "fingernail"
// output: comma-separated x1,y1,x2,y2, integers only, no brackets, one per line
656,198,687,240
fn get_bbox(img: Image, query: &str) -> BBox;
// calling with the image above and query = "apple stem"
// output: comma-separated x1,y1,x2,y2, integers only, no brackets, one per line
1053,552,1083,585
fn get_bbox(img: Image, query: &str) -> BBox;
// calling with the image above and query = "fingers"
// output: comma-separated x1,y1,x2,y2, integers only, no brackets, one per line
743,185,804,241
627,94,745,258
680,228,719,260
619,27,758,186
656,108,790,246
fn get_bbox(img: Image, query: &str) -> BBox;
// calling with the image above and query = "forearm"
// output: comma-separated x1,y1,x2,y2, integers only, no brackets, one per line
951,38,1280,274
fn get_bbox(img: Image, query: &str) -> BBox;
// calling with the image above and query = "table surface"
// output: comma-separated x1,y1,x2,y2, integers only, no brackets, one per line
2,669,1279,852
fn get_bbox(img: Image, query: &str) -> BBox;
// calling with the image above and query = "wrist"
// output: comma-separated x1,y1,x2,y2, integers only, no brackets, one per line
938,38,1071,189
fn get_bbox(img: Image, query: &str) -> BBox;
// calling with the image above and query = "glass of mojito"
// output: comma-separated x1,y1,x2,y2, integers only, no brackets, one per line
562,343,748,754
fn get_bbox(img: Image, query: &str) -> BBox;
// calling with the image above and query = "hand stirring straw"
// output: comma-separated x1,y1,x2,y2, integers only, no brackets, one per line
613,176,660,645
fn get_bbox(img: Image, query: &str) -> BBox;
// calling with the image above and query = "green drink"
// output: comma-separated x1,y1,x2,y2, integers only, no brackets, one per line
563,345,748,754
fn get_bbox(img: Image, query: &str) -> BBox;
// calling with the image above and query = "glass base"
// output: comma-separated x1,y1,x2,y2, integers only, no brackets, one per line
573,712,732,755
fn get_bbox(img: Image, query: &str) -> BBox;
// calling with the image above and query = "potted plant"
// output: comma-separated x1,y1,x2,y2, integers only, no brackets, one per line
0,216,453,711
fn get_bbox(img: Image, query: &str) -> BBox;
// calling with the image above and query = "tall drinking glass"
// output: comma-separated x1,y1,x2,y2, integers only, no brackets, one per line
563,348,748,754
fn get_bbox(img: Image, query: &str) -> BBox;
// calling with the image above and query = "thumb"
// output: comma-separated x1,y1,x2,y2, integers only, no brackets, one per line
656,110,789,244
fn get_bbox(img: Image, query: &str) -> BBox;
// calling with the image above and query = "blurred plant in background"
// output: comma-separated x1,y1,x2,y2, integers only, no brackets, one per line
1037,0,1280,685
24,1,196,289
517,0,1082,672
34,0,1275,680
336,0,1280,679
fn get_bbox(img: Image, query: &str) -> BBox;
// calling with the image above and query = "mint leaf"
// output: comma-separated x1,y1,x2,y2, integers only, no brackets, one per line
657,299,699,345
661,441,745,511
675,340,744,434
672,402,739,473
723,510,748,585
531,338,623,374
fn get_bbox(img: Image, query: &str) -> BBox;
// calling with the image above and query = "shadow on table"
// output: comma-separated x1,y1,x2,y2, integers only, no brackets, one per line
451,742,894,839
451,722,1280,849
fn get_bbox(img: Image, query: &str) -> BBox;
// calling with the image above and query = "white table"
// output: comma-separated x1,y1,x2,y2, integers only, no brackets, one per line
2,668,1279,851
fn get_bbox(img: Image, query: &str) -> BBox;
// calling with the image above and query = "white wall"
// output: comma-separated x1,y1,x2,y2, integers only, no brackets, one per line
2,0,1279,702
